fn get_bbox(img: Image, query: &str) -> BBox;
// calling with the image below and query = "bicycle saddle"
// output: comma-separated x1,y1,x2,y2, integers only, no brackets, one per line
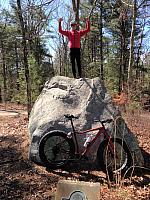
101,119,113,124
94,118,113,124
64,114,79,120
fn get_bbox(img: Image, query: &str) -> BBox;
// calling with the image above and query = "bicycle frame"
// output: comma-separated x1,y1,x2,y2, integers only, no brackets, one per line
76,127,106,155
69,118,115,158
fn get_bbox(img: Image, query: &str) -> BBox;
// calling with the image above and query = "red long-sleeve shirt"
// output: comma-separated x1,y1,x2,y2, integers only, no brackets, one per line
59,20,90,48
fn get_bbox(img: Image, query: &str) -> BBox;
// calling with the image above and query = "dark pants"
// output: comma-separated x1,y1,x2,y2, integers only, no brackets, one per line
70,48,81,78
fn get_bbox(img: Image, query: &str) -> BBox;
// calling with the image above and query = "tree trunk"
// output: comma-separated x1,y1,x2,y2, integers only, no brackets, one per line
1,40,7,107
15,41,20,92
128,0,136,85
99,0,103,80
119,9,128,93
0,87,2,103
136,19,145,72
62,37,68,76
59,48,62,75
72,0,80,24
17,0,32,118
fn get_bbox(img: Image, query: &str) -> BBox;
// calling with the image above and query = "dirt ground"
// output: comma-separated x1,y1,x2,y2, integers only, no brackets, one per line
0,103,149,200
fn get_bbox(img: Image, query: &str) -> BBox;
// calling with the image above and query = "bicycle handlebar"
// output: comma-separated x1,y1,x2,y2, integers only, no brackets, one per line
64,115,113,124
98,119,113,124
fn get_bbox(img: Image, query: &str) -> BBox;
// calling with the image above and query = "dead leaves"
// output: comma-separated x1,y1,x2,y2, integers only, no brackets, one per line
0,104,150,200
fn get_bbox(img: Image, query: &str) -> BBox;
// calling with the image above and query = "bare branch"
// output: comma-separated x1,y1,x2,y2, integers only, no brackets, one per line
36,0,56,8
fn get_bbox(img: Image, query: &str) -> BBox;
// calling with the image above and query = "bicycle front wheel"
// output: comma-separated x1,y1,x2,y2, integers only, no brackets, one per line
97,138,132,177
39,131,75,169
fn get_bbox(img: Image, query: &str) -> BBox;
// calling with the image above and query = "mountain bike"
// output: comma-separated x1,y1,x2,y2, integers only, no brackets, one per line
39,114,132,176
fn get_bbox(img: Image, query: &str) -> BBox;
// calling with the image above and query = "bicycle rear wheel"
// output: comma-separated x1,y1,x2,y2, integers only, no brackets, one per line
97,138,132,177
39,131,75,168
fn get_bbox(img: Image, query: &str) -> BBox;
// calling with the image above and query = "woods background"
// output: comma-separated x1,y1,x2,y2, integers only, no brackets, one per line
0,0,150,116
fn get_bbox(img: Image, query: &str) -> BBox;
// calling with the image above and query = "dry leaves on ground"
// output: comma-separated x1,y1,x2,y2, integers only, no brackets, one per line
0,103,149,200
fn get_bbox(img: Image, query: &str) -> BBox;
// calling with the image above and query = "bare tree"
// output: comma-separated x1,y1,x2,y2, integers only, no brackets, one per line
1,40,7,107
72,0,80,24
128,0,136,83
17,0,32,118
0,22,7,107
119,8,128,93
99,0,103,80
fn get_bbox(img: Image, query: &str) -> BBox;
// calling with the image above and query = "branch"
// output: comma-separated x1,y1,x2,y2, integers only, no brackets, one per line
72,0,77,12
137,0,149,9
37,0,55,8
81,0,98,52
77,0,80,11
120,0,133,7
88,0,98,18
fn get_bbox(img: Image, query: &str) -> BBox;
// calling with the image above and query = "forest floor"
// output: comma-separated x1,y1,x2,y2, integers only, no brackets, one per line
0,103,149,200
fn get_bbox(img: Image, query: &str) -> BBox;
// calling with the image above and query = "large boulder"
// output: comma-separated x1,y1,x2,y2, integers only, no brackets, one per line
28,76,144,166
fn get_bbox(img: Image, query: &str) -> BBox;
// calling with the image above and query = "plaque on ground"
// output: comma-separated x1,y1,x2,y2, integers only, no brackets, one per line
55,180,100,200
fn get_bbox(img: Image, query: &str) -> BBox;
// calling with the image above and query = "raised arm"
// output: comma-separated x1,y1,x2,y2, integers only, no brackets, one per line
58,18,69,37
80,18,90,37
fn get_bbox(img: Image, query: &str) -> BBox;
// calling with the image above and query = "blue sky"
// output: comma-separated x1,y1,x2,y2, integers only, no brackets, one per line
0,0,11,10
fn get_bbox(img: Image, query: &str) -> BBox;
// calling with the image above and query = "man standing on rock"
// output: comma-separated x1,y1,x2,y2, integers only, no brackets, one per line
58,18,90,78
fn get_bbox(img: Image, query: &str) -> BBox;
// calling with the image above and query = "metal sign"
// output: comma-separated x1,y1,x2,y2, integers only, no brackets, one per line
61,190,87,200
